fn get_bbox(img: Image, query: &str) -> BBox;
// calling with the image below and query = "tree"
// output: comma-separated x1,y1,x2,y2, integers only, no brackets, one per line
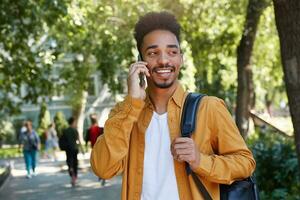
273,0,300,171
235,0,269,138
0,120,14,147
53,111,68,137
37,100,51,142
180,0,248,107
0,0,68,115
252,6,284,113
49,0,161,140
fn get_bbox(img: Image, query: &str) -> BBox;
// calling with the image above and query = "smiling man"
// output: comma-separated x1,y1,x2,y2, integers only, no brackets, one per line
91,11,255,200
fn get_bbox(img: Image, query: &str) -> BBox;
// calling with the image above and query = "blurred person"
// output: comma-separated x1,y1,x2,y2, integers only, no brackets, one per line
85,114,105,186
44,122,59,161
85,114,103,149
91,11,255,200
17,120,27,144
60,117,81,187
19,120,41,179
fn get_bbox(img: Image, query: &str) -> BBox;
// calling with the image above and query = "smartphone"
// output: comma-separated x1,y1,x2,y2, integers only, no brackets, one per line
138,54,146,88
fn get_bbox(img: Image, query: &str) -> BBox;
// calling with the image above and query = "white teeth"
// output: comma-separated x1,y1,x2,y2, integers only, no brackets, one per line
156,69,171,73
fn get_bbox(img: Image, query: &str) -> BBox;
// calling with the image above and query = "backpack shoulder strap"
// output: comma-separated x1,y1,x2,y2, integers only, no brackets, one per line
180,92,213,200
180,92,206,137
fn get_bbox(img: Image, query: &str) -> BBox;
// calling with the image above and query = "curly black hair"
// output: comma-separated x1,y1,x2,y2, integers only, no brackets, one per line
68,117,75,125
134,11,181,53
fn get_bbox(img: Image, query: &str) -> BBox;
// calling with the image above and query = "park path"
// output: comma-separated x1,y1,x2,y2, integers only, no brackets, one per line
0,152,121,200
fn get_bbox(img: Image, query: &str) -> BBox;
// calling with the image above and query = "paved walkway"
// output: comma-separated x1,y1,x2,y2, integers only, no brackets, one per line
0,152,122,200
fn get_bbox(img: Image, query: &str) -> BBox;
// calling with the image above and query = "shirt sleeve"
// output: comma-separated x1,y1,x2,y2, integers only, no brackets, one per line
193,97,256,184
90,95,145,179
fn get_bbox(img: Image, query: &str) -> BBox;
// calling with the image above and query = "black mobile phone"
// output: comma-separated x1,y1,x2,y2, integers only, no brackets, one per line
138,54,145,88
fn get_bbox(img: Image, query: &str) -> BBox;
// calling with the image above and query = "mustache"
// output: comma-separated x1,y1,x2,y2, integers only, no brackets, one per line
152,64,176,73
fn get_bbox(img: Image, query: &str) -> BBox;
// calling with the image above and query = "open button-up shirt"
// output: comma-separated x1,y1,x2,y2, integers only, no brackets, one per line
91,84,256,200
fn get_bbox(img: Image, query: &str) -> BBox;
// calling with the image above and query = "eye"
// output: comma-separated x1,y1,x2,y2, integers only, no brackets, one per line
147,51,158,57
169,50,179,56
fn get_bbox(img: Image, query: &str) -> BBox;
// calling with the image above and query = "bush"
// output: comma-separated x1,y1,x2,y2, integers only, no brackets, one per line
37,101,51,144
0,120,16,146
54,111,68,137
248,128,300,200
0,147,22,158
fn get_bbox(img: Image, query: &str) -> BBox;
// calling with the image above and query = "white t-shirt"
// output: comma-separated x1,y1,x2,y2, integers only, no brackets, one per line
141,112,180,200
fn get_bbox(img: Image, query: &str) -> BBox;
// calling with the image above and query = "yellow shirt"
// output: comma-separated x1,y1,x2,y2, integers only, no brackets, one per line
91,84,256,200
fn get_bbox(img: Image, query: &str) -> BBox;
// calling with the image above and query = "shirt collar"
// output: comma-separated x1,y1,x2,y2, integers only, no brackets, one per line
171,83,186,108
144,83,187,109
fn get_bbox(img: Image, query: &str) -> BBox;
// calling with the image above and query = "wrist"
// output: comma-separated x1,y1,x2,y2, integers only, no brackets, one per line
190,151,201,170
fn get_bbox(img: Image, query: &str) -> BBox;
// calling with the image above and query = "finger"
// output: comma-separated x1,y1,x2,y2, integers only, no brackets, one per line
170,143,176,156
129,65,149,77
171,146,193,157
173,137,194,144
136,61,148,65
173,142,193,150
129,68,150,83
129,61,148,72
129,64,147,75
174,148,193,156
172,154,183,162
171,139,190,154
177,155,194,163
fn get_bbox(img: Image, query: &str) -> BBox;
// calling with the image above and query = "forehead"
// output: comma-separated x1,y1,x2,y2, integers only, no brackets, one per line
141,30,179,51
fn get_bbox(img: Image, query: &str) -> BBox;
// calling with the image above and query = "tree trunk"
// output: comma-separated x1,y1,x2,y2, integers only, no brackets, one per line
273,0,300,171
72,91,88,144
236,0,268,138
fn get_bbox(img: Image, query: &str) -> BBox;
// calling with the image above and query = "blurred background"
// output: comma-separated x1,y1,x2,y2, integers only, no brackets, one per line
0,0,299,199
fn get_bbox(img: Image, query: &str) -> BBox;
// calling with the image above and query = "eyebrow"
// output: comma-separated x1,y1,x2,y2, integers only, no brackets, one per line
145,44,179,51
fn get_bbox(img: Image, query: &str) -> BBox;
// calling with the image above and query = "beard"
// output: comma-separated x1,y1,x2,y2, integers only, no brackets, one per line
151,64,176,89
153,81,174,88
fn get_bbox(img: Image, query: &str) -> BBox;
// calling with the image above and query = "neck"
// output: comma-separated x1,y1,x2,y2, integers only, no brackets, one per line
148,81,178,114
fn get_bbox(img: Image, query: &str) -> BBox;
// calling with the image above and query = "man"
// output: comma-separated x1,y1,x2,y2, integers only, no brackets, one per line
61,117,81,187
91,11,255,200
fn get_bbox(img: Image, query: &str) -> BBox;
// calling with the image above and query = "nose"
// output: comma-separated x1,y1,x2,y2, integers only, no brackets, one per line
157,53,170,66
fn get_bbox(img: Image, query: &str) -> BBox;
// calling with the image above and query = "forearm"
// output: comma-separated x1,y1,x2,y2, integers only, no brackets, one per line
192,97,256,184
91,96,144,179
194,148,255,184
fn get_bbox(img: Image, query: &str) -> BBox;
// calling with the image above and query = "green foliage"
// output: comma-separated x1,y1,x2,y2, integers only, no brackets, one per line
0,0,287,118
51,0,160,96
37,101,51,141
252,6,286,110
0,120,15,145
53,111,68,137
248,129,300,200
178,0,248,105
0,147,22,159
0,0,69,115
179,41,197,91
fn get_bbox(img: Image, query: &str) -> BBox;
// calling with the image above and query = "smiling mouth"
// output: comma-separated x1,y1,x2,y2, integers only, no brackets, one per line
153,67,175,74
156,69,173,73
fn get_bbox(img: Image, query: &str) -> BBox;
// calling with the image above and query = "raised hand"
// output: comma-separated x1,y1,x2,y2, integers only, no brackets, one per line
127,61,150,100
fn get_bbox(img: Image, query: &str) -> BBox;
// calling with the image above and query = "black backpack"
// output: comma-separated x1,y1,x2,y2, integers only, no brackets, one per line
181,93,260,200
59,133,68,151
